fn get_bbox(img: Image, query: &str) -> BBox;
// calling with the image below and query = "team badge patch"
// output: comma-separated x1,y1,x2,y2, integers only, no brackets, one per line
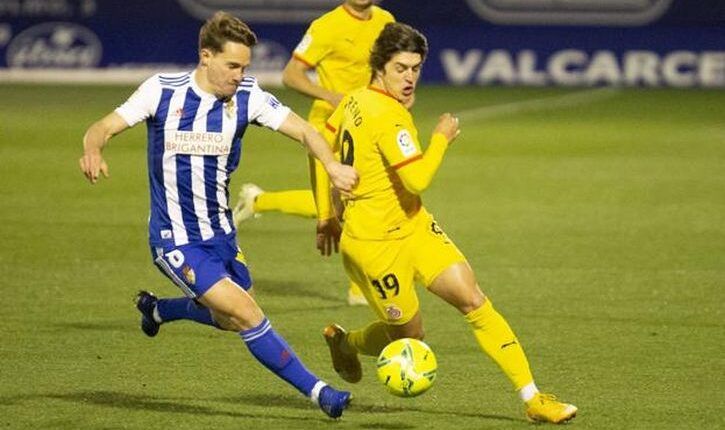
385,305,403,321
182,265,196,285
294,33,312,54
396,129,417,157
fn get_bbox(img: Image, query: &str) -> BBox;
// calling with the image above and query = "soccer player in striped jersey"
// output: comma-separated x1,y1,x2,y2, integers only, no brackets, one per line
78,11,357,419
232,0,394,306
315,23,578,424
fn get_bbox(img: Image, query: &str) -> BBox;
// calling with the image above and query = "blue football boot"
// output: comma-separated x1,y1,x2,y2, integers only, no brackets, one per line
135,290,160,337
318,385,352,419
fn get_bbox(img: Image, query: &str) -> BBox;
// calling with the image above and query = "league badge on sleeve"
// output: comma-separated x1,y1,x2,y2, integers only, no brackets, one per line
294,33,312,54
396,129,417,157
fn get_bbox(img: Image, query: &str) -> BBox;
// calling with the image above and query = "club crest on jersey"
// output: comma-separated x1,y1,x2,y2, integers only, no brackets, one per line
294,33,312,54
182,265,196,285
396,129,417,157
385,305,403,321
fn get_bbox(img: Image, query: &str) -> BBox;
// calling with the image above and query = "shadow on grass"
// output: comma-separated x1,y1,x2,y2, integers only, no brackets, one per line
253,278,344,305
219,393,523,424
33,391,329,424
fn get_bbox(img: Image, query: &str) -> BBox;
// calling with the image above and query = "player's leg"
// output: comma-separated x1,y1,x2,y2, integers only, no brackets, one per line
198,278,351,418
135,245,234,336
418,214,576,423
324,234,420,382
232,183,316,225
428,262,576,423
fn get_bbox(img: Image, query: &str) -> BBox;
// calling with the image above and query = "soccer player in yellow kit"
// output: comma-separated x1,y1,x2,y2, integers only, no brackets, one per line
233,0,394,305
316,22,578,424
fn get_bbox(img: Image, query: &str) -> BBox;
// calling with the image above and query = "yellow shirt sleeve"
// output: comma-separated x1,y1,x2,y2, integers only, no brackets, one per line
378,122,450,194
292,20,332,68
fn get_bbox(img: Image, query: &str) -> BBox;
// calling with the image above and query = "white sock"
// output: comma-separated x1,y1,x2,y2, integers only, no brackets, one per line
519,382,539,402
152,306,163,323
310,381,327,404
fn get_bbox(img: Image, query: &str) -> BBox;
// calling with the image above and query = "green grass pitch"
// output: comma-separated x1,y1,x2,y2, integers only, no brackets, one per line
0,83,723,429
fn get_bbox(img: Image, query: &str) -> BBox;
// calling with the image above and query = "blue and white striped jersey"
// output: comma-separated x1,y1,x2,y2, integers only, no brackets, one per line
115,70,291,247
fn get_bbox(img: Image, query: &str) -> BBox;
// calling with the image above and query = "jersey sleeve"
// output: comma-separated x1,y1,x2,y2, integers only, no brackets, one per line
292,19,333,68
322,96,346,151
114,75,161,127
246,78,291,130
377,119,423,170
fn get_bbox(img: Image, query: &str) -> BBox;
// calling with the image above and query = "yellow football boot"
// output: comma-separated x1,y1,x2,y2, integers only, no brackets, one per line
525,393,578,424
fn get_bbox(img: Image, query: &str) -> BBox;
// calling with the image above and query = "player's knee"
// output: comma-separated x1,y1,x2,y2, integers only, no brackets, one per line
211,309,264,332
457,288,486,315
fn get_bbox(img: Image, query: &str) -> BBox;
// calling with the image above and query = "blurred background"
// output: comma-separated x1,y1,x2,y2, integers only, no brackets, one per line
1,0,724,87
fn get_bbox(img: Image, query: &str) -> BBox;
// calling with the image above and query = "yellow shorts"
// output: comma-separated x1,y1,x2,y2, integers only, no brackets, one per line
340,209,466,325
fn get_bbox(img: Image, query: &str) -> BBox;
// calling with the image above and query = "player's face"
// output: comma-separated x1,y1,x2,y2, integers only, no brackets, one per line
201,41,251,99
379,52,422,105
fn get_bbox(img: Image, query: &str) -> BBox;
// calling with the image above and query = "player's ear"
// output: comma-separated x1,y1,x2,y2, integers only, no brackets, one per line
200,49,212,67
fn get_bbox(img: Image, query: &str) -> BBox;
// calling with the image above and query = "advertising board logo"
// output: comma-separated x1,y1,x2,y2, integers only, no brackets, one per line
6,22,101,68
177,0,338,23
465,0,673,26
248,40,288,74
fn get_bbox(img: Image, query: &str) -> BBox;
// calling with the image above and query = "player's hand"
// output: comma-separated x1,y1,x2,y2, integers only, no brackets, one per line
433,113,460,144
79,149,109,184
316,217,342,256
326,162,358,194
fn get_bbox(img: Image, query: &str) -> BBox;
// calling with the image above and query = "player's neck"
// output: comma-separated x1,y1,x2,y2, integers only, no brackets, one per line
193,67,222,99
369,80,398,102
342,3,373,20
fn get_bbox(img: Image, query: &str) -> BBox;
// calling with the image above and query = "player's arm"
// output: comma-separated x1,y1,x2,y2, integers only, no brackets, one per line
277,111,358,194
282,57,343,108
311,116,344,255
390,113,460,194
79,112,129,184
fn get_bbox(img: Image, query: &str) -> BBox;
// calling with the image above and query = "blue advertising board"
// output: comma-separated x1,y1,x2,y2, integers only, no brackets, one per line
1,0,723,87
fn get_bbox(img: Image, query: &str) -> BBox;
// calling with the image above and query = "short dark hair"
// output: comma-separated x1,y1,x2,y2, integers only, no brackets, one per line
199,11,257,53
369,22,428,75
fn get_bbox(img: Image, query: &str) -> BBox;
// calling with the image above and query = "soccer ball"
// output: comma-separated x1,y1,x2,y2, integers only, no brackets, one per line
376,338,437,397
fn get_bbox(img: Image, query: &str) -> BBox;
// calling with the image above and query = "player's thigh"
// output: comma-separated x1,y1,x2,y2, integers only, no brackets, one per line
152,242,229,299
197,277,264,331
412,215,485,313
220,235,253,291
412,214,467,288
341,234,419,325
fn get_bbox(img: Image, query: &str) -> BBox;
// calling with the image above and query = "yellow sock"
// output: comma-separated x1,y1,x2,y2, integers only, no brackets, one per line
253,190,316,218
346,321,392,357
465,300,534,391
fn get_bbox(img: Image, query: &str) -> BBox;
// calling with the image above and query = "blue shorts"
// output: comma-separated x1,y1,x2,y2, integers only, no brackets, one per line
151,233,252,298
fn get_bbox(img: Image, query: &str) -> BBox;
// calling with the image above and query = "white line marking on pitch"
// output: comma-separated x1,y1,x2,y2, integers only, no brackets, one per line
456,87,621,121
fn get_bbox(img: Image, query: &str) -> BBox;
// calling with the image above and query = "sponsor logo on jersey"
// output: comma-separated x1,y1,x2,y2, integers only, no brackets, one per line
6,22,101,68
165,131,231,156
396,129,417,157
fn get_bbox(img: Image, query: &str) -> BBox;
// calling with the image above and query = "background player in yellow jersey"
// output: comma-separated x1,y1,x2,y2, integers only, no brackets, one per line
316,22,578,424
233,0,394,305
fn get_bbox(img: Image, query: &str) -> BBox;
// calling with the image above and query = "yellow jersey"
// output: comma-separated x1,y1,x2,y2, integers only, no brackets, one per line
325,87,426,241
292,5,394,129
